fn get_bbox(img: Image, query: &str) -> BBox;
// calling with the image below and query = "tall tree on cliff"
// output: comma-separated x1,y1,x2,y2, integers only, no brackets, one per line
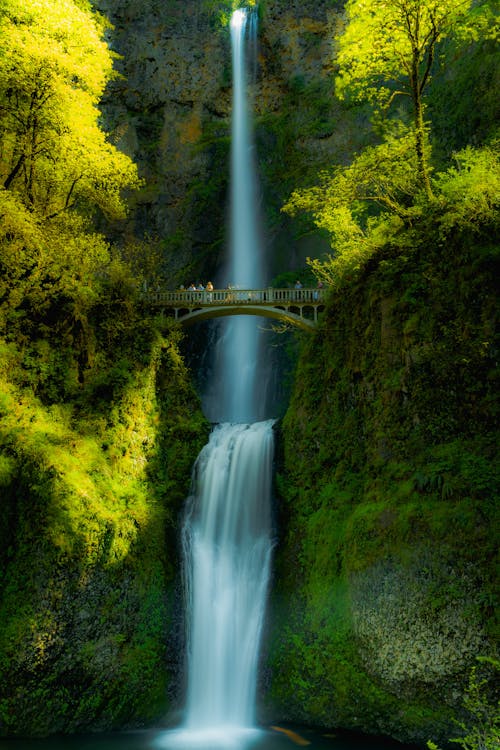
335,0,496,198
0,0,140,292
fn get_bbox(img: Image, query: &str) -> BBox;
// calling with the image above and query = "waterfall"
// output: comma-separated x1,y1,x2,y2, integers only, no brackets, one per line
159,8,275,749
229,8,260,291
182,421,274,735
203,6,266,424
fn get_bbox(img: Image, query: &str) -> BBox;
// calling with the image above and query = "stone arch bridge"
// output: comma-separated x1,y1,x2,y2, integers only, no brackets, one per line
145,288,326,331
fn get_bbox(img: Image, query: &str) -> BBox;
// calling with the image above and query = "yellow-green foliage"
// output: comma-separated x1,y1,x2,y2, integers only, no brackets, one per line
0,0,142,322
427,658,500,750
0,313,208,736
0,376,150,563
0,0,141,220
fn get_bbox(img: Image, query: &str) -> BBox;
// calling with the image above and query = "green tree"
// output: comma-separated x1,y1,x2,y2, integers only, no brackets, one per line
283,125,423,286
335,0,496,198
282,0,498,287
0,0,143,395
0,0,139,219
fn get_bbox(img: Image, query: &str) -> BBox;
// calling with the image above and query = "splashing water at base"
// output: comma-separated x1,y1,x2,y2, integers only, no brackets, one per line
154,725,264,750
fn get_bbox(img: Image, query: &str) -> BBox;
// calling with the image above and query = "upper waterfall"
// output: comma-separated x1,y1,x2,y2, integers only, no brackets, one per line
229,6,261,291
202,6,269,424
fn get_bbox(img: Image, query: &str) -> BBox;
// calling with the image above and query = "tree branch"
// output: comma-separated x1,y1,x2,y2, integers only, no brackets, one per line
3,152,25,189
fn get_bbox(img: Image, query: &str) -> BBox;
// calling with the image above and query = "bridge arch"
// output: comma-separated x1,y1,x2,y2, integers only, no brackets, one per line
176,304,317,331
145,287,326,331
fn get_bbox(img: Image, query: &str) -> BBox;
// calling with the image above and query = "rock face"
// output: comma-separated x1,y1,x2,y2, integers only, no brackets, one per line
96,0,352,283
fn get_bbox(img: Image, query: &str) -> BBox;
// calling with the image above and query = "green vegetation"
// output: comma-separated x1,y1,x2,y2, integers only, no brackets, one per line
269,1,499,745
334,0,496,195
428,658,499,750
283,0,499,290
0,0,207,736
0,312,207,735
0,302,207,735
269,217,498,745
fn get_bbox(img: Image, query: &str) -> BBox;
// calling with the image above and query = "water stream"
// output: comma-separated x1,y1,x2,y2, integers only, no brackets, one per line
203,6,267,424
182,421,274,734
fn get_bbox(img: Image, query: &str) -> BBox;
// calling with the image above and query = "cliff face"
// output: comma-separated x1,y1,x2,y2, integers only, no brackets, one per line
266,226,498,746
96,0,355,283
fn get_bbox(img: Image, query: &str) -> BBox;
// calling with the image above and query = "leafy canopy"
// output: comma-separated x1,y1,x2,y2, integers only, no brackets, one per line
0,0,141,299
335,0,495,109
0,0,140,224
282,0,499,287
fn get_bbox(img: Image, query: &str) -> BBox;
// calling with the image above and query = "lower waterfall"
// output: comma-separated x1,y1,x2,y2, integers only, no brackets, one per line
158,423,275,750
183,422,274,730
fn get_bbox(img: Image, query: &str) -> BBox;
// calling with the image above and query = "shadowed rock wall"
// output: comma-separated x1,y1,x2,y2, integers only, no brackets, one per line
97,0,354,284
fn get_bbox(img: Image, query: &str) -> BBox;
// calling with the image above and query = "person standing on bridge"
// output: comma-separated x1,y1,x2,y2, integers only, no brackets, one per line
206,281,214,301
294,279,303,300
314,280,323,301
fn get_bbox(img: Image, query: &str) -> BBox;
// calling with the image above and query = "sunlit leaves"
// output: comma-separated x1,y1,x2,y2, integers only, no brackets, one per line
335,0,478,108
282,0,498,289
282,126,423,285
0,0,140,223
0,0,112,97
0,187,41,272
435,143,500,234
0,0,143,315
333,0,497,195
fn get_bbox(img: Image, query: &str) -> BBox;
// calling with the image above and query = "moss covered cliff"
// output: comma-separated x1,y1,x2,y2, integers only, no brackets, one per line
0,276,208,736
266,219,498,746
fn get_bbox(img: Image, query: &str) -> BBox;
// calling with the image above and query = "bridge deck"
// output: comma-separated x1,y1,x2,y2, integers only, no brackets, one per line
144,287,326,329
146,287,325,307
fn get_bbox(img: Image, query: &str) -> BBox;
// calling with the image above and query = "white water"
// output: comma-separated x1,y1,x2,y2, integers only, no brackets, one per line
163,421,274,750
204,6,265,424
183,421,274,730
229,8,260,290
161,9,275,749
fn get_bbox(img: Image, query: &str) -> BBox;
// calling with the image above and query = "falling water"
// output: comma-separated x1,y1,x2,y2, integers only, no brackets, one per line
181,420,274,745
204,6,266,424
160,8,275,749
229,8,260,290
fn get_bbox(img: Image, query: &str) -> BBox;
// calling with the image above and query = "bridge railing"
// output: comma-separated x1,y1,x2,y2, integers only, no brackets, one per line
146,287,326,306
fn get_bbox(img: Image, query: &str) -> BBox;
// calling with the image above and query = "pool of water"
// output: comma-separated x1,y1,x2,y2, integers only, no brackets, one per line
0,725,421,750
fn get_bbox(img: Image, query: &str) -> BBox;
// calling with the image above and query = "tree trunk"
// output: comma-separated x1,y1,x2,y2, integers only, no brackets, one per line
411,53,433,199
